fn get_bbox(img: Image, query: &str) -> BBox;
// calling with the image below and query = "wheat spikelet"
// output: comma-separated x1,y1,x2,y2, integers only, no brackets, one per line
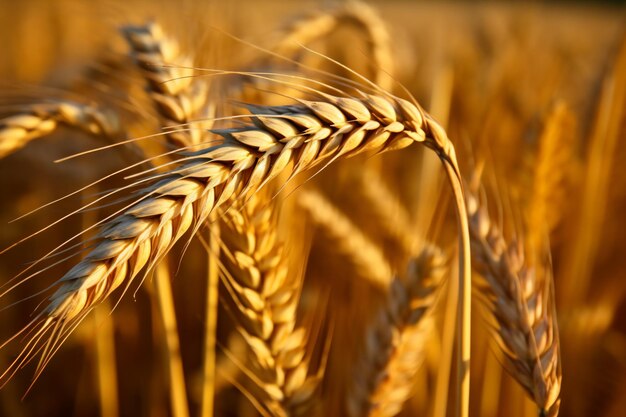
273,1,394,91
347,245,446,417
467,191,561,417
122,22,212,148
297,188,392,289
2,83,461,387
221,192,319,417
0,101,120,159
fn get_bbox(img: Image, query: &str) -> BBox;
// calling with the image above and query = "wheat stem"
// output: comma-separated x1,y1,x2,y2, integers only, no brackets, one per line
444,158,471,417
93,303,119,417
200,216,220,417
154,259,190,417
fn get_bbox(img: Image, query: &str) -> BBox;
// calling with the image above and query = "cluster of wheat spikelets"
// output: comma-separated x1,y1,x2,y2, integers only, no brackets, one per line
0,1,625,417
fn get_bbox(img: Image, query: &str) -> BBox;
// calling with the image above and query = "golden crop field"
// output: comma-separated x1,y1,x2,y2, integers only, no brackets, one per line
0,1,625,417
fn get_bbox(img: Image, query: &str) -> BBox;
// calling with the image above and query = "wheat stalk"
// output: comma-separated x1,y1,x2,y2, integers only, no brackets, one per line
220,192,320,417
152,258,191,417
0,101,120,159
347,245,446,417
467,191,561,417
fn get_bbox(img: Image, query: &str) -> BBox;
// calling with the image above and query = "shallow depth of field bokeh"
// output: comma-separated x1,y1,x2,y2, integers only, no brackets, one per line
1,1,625,417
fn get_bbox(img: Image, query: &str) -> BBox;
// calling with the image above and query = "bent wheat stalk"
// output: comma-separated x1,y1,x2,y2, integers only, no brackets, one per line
2,84,470,417
0,101,120,159
221,193,319,416
467,191,561,417
347,245,446,417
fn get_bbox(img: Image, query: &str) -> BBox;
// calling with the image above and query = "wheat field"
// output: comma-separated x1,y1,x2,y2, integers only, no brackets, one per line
0,1,625,417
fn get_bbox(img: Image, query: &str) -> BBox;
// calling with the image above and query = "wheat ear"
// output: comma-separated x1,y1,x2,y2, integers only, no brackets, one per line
2,87,467,405
221,193,320,416
526,101,575,256
0,101,120,159
347,245,446,417
273,1,394,91
297,188,392,289
467,191,561,417
122,22,212,148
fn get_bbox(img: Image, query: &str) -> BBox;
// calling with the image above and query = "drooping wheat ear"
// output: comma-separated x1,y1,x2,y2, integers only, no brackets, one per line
3,87,467,397
273,1,394,90
122,22,212,148
0,101,120,159
221,192,320,417
347,245,446,417
467,191,561,417
296,188,392,289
